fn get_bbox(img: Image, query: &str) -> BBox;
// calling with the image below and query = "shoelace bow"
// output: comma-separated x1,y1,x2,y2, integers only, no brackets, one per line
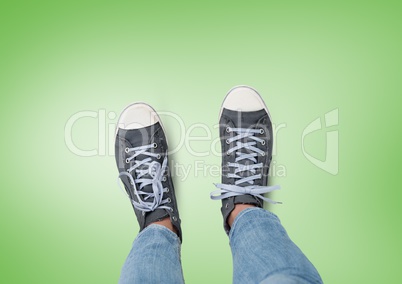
211,127,281,204
118,143,172,213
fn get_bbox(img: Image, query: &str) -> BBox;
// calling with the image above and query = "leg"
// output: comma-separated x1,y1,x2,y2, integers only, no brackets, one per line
211,86,322,283
230,207,322,284
114,103,184,283
119,224,184,284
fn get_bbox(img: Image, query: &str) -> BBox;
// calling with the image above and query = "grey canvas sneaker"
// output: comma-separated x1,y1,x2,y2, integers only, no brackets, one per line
211,86,281,234
115,103,182,241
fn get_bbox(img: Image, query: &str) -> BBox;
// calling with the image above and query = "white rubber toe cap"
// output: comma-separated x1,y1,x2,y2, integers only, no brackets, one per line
221,86,268,112
116,103,160,132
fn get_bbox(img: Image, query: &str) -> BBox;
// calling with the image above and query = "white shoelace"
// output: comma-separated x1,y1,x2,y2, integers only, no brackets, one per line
118,143,171,212
211,127,281,204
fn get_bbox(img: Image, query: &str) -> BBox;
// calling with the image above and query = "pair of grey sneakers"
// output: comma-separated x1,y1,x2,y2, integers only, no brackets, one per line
115,86,280,242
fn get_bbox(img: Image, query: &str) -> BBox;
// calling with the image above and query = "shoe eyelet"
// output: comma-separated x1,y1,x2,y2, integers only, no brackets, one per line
162,177,167,182
125,147,129,153
157,154,161,159
226,127,230,133
142,211,146,216
170,208,174,212
225,203,229,209
153,143,158,148
172,216,177,221
226,151,230,156
165,187,169,192
261,152,265,156
226,139,230,144
125,158,130,163
259,129,264,134
167,197,171,203
261,140,265,145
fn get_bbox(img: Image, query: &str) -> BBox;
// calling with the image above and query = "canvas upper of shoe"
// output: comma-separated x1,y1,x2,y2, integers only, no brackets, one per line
211,86,280,234
115,104,182,241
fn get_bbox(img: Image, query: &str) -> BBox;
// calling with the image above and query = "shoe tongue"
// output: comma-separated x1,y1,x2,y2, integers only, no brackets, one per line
236,151,259,182
145,208,169,226
118,122,164,195
135,156,161,200
238,159,256,179
222,108,269,184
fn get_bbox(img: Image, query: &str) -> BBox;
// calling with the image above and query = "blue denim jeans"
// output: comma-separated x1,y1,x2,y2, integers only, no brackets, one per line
119,208,322,283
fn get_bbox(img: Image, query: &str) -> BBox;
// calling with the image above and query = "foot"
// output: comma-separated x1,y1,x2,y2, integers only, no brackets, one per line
115,103,182,241
210,86,280,234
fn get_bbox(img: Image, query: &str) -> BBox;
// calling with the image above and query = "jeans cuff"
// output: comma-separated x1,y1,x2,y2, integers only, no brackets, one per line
229,207,278,240
136,224,181,244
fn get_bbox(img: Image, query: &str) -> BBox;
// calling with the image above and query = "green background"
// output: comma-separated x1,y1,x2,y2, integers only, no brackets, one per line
1,1,401,283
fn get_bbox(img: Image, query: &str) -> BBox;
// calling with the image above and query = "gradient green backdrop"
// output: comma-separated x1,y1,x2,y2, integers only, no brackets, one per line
1,1,401,283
